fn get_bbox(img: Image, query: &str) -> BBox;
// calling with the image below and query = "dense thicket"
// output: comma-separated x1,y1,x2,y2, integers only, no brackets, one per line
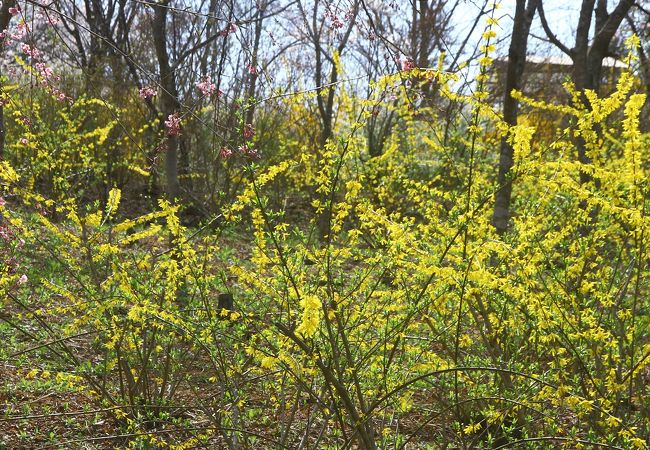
0,1,648,448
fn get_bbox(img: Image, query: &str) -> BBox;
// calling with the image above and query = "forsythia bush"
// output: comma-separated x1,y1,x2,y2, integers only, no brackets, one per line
0,33,648,450
4,84,152,209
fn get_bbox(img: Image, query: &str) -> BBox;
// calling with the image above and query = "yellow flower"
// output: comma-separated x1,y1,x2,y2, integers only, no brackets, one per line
296,294,321,338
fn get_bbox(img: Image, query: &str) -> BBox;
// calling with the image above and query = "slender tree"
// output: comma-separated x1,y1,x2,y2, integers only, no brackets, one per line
296,0,359,147
151,0,181,201
538,0,635,183
492,0,538,235
0,0,17,161
625,5,650,127
244,0,268,126
358,0,457,157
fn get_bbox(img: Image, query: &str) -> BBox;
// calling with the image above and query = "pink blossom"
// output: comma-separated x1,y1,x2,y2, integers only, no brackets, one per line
246,64,257,75
11,22,28,40
218,23,236,37
219,147,233,158
139,86,156,99
325,6,344,30
8,6,20,16
243,123,255,139
46,14,60,25
239,144,259,158
17,274,28,285
11,29,25,40
26,60,69,100
196,77,217,96
50,88,66,101
21,43,40,59
19,137,28,145
0,197,5,207
35,63,53,80
165,113,182,136
401,58,416,71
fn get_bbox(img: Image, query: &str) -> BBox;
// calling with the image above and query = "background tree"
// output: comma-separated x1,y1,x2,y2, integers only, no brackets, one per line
492,0,538,235
537,0,636,183
625,2,650,126
357,0,458,157
151,0,182,200
0,0,17,161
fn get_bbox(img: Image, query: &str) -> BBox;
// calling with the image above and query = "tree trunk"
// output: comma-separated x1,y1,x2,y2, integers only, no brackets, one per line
310,1,359,240
151,1,181,201
492,0,538,235
0,0,16,162
0,1,16,228
538,0,634,189
244,2,265,126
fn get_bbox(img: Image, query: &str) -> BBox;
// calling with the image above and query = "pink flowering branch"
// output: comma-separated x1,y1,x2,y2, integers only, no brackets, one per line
139,86,157,99
164,113,182,136
195,77,218,97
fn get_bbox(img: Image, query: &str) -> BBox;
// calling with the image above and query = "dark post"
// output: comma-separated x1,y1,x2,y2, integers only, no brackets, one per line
218,293,234,311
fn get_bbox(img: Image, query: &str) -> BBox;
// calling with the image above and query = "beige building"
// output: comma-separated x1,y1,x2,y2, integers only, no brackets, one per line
490,54,627,105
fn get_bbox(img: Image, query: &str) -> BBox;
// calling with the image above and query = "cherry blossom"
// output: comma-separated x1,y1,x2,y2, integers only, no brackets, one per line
239,144,259,158
196,77,218,96
219,147,233,159
139,86,157,99
165,113,182,136
401,58,416,71
21,43,41,59
218,23,237,37
243,123,255,139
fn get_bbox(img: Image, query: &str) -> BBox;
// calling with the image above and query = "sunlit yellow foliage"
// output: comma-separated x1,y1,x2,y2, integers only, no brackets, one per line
2,27,648,450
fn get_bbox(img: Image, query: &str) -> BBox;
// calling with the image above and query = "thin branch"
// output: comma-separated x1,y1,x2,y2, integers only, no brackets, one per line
537,0,573,57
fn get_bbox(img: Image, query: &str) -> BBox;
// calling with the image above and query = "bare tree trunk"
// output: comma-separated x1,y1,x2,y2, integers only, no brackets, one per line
244,1,266,126
581,0,633,184
0,1,16,228
492,0,538,235
299,0,359,239
539,0,634,187
571,0,599,187
151,1,180,201
626,13,650,129
0,0,16,162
